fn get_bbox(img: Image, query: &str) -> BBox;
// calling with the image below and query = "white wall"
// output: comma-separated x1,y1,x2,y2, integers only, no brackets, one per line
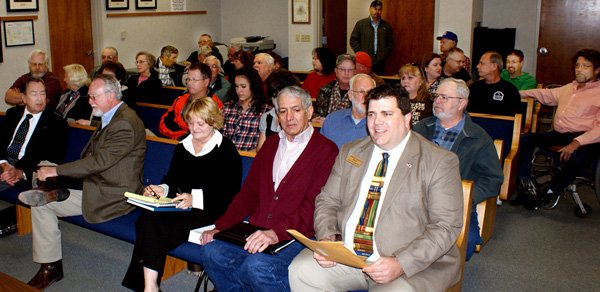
288,0,321,71
482,0,540,76
1,0,544,112
434,0,481,59
0,0,51,112
93,0,222,70
220,0,288,58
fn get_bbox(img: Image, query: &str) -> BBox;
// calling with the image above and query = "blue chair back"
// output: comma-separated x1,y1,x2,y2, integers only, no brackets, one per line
66,124,95,162
469,113,522,161
144,136,176,184
136,103,169,138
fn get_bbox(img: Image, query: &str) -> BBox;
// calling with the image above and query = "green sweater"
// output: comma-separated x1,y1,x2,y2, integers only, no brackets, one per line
500,69,537,90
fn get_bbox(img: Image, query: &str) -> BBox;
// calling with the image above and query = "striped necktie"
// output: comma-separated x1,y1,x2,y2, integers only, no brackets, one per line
6,114,33,160
353,152,389,258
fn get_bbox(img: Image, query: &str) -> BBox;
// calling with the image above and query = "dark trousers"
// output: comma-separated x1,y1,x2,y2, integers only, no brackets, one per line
517,131,600,193
122,209,207,291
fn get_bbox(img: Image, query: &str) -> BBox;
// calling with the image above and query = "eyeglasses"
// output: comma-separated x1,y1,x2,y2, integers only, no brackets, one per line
351,90,367,96
186,78,207,83
135,60,148,64
88,92,106,101
337,67,355,73
432,93,463,103
575,63,593,69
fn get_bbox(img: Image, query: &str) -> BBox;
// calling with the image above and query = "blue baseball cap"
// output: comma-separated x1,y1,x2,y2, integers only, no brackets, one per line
436,31,458,43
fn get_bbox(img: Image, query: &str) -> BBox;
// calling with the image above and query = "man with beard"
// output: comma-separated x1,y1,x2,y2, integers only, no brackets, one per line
413,78,503,261
513,49,600,209
321,74,375,149
5,49,62,109
350,1,394,75
500,49,537,90
18,74,146,290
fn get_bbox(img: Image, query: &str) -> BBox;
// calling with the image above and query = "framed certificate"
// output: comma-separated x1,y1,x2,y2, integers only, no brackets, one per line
106,0,129,10
292,0,310,24
4,20,35,47
6,0,39,12
136,0,157,9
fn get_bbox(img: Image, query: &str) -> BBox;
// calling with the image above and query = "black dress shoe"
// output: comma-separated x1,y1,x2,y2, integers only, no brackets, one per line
18,188,70,207
27,260,64,289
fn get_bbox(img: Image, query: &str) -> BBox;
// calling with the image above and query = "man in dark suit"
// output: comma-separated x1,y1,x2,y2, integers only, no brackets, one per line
0,77,68,191
290,84,463,291
18,74,146,290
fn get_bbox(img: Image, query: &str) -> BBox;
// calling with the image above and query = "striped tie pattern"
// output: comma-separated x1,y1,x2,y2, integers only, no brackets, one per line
353,152,389,258
6,114,33,160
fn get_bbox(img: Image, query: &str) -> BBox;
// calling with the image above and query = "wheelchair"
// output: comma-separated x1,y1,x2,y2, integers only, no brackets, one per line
528,146,600,217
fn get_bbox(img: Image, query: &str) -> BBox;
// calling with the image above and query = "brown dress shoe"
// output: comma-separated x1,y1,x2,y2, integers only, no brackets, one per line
18,188,70,207
27,260,64,289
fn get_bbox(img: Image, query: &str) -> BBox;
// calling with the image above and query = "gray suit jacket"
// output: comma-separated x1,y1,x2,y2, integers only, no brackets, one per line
315,133,463,291
57,103,146,223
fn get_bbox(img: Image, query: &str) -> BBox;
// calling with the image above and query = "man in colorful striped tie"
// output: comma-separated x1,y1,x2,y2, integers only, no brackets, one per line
290,84,464,291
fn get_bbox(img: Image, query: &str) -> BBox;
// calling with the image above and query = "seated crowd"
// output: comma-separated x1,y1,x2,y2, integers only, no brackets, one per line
2,23,600,292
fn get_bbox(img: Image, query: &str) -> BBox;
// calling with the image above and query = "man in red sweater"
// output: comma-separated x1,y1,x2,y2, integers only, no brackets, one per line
200,86,338,291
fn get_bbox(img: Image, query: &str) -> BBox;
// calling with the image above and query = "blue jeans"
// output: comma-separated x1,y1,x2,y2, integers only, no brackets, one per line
466,210,482,261
201,239,304,292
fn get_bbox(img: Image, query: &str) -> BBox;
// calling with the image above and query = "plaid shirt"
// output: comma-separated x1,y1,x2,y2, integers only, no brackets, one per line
157,59,175,86
432,117,465,150
221,101,271,150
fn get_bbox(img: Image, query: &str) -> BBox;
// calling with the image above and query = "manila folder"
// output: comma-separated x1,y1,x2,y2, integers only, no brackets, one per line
287,229,367,268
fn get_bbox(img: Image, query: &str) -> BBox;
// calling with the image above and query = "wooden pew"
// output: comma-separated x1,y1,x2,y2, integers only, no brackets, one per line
446,180,474,292
475,139,503,252
470,113,522,201
520,97,534,133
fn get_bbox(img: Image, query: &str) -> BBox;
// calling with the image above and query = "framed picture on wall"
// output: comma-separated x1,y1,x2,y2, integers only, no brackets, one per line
106,0,129,10
4,20,35,47
6,0,39,12
292,0,310,24
136,0,157,9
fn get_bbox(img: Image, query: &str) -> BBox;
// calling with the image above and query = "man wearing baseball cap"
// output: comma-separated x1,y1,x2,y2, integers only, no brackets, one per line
437,31,471,72
350,1,395,75
355,51,385,86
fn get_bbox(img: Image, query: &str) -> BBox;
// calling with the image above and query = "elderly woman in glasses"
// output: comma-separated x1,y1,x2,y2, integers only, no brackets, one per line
124,51,163,107
399,63,433,125
159,63,224,140
122,97,242,292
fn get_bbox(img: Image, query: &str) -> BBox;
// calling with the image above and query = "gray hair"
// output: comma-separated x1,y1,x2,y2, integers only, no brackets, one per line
336,53,356,67
94,74,123,100
439,78,470,100
28,49,49,64
204,55,224,75
273,86,312,112
255,53,275,65
349,73,375,90
487,51,504,71
103,46,119,57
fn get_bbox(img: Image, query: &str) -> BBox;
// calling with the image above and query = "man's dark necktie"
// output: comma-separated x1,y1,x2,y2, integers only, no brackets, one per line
6,114,33,159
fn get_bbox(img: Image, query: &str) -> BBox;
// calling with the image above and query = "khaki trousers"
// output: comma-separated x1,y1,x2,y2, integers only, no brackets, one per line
31,189,83,263
288,248,416,292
